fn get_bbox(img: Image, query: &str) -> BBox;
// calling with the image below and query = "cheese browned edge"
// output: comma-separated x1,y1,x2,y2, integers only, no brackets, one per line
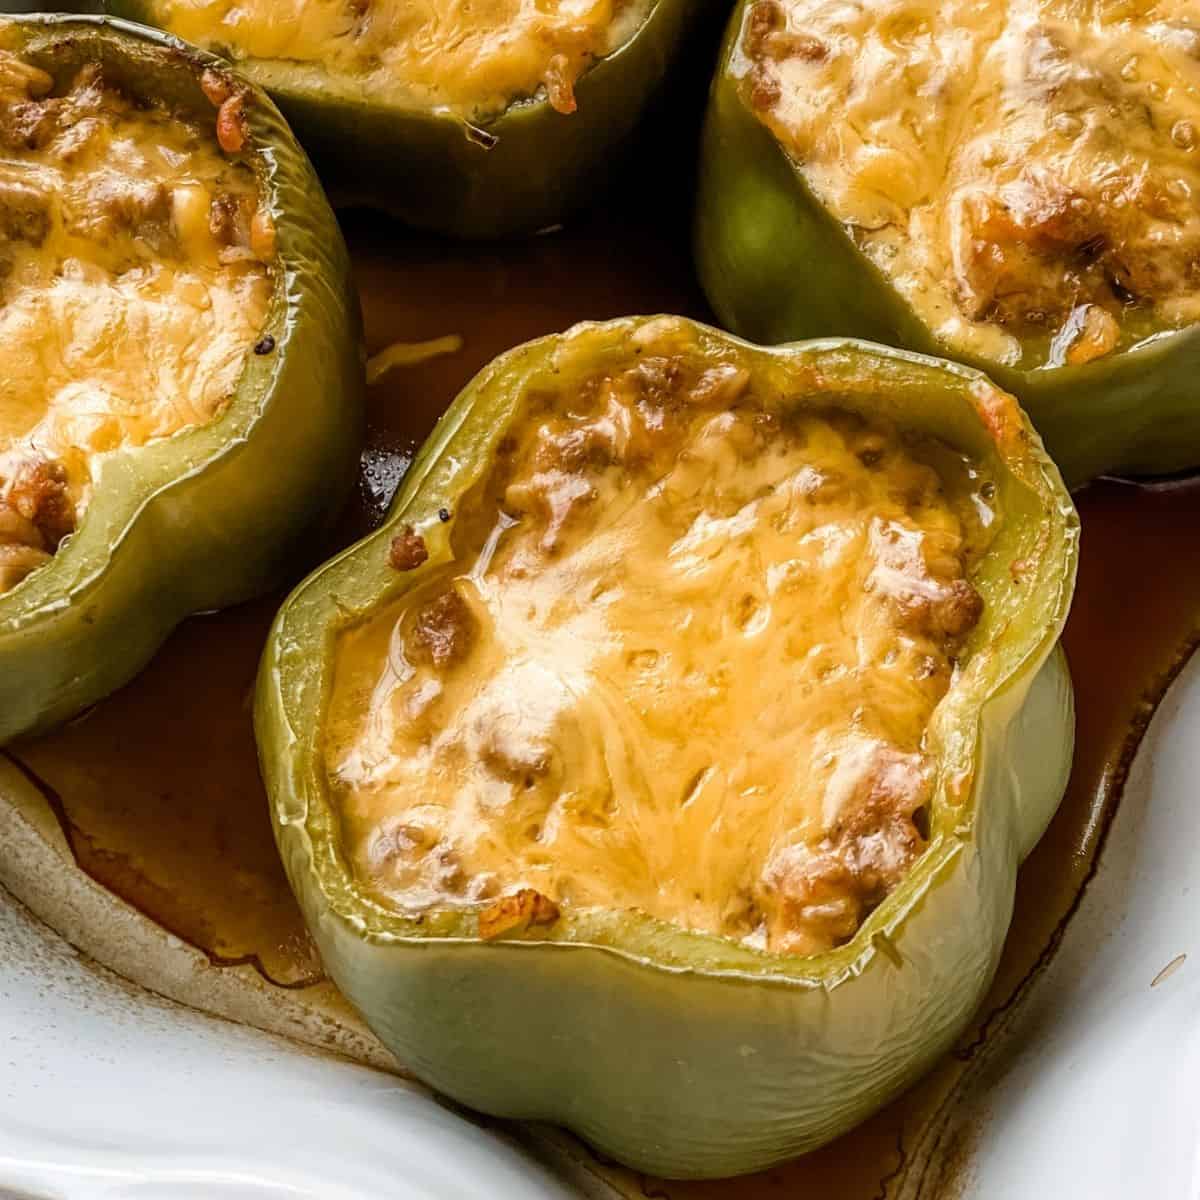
325,320,997,957
0,37,273,594
740,0,1200,369
153,0,654,121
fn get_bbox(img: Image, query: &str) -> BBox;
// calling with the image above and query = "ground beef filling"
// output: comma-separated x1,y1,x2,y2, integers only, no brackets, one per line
151,0,652,120
325,325,994,957
742,0,1200,367
0,41,272,594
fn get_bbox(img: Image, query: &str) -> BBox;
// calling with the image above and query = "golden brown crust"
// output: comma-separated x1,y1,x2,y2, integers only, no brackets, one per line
160,0,651,123
0,46,271,597
5,457,74,550
389,526,429,572
477,888,561,940
199,69,234,108
214,93,248,155
765,744,930,954
200,69,250,155
408,587,477,669
743,0,1200,364
331,332,993,957
0,176,49,246
543,53,577,115
83,177,173,249
0,455,72,591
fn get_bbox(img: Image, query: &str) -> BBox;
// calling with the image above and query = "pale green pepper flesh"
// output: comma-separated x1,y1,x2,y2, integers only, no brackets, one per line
0,15,363,743
255,317,1078,1178
694,0,1200,488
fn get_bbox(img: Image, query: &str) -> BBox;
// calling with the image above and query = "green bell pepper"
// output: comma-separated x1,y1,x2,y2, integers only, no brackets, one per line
104,0,695,239
694,0,1200,488
0,14,363,744
256,316,1077,1178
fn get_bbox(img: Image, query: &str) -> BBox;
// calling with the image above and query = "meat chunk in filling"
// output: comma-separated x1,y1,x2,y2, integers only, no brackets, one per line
328,329,993,957
0,455,74,590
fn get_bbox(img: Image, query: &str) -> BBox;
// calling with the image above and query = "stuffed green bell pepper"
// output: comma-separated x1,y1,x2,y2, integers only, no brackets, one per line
102,0,693,239
256,315,1077,1178
696,0,1200,487
0,14,362,743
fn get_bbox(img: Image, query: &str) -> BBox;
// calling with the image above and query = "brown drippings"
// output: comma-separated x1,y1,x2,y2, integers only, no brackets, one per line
5,202,1200,1193
345,208,707,531
5,598,320,988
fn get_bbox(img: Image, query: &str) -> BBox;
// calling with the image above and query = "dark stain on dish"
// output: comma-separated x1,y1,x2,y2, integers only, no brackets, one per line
2,599,323,991
3,204,1199,1196
6,745,322,991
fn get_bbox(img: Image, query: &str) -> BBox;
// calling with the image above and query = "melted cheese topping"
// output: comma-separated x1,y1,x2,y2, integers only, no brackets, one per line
151,0,652,120
326,331,995,956
740,0,1200,367
0,45,272,593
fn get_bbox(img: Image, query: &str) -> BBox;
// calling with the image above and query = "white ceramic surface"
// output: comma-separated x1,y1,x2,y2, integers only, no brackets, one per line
951,652,1200,1200
2,657,1197,1198
0,890,598,1199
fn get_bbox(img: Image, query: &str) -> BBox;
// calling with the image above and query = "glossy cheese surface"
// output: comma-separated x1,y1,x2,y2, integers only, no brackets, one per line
326,327,995,956
740,0,1200,368
0,39,271,592
152,0,651,120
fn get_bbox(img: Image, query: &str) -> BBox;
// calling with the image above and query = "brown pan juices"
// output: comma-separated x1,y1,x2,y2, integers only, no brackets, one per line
5,204,1200,1196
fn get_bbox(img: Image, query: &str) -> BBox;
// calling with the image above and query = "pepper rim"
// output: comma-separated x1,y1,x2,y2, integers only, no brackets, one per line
258,316,1079,989
0,14,305,635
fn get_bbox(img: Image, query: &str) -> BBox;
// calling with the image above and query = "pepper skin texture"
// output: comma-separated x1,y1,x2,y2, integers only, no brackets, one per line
255,316,1078,1179
0,15,363,744
105,0,695,239
694,0,1200,489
